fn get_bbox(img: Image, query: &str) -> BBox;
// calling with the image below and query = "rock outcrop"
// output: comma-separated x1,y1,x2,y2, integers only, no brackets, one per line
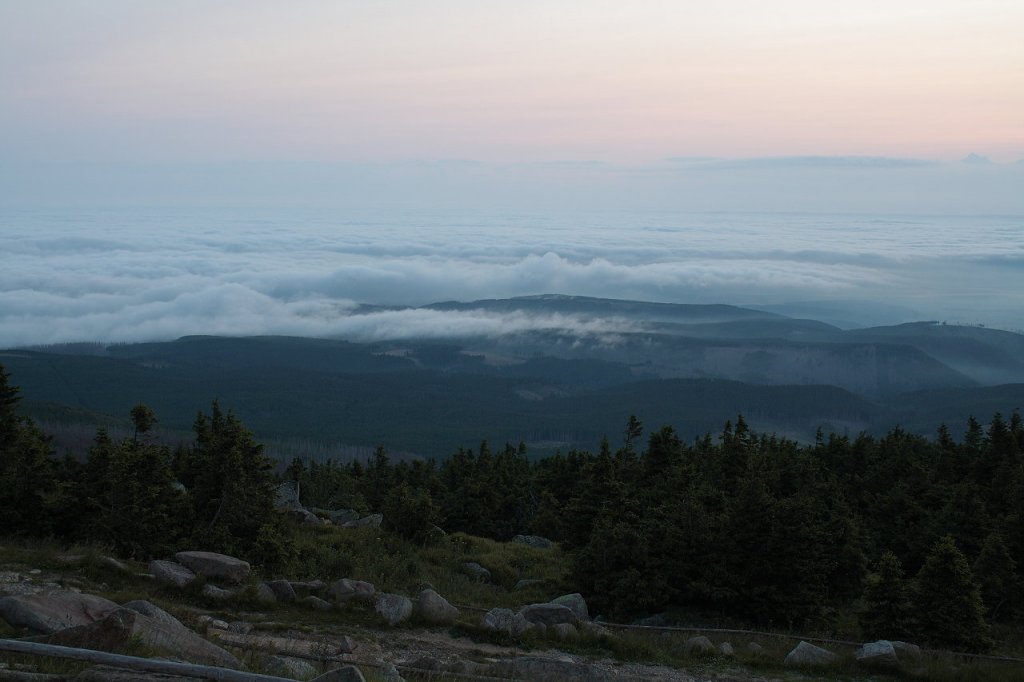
0,591,119,634
42,608,240,668
174,551,251,583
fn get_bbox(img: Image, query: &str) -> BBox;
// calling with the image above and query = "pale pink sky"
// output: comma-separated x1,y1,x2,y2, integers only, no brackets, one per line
2,0,1022,165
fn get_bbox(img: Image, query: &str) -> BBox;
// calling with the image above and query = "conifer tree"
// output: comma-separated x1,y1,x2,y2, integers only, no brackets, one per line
0,364,56,536
914,536,993,652
859,551,914,640
973,532,1018,621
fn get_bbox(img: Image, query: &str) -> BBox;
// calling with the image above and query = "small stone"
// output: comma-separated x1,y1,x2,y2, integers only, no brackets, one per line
302,595,333,611
414,589,459,625
330,578,375,603
267,579,296,602
374,593,413,626
684,635,716,656
511,535,554,549
718,641,735,656
228,621,253,634
784,641,837,666
856,639,899,668
746,641,766,656
480,607,530,637
254,582,277,603
462,562,491,582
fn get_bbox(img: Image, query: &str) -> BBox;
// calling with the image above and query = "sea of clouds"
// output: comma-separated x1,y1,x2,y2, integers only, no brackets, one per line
1,207,1022,347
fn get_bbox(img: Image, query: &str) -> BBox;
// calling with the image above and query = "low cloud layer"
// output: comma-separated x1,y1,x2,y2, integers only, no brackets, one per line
1,206,1021,348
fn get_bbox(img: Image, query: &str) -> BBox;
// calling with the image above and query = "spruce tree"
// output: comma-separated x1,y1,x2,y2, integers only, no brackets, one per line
859,551,914,640
973,532,1018,622
913,536,993,652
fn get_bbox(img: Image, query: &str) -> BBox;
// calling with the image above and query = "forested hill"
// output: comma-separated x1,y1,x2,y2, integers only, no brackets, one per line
3,307,1024,459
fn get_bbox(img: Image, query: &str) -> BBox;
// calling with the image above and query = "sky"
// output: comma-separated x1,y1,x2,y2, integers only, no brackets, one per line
1,1,1022,205
0,2,1022,344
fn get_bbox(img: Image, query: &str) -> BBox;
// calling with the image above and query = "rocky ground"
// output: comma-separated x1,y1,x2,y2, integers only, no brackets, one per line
0,547,937,682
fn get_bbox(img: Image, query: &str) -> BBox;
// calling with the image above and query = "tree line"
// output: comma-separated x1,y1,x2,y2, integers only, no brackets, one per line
2,362,1022,651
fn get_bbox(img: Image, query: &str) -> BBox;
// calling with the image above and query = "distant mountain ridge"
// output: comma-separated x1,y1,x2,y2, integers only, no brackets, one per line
4,294,1023,459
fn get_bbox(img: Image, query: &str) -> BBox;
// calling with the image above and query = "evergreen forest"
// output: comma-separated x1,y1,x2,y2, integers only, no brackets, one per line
2,362,1022,654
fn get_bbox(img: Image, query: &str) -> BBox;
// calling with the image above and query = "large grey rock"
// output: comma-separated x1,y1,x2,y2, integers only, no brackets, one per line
266,656,317,679
275,480,301,510
857,640,899,668
43,608,239,668
120,600,186,631
513,578,544,591
551,593,590,621
149,560,196,588
487,656,608,681
512,535,554,549
480,607,530,637
330,578,375,603
784,641,838,666
684,635,716,656
0,591,119,634
174,551,250,583
414,589,459,625
892,641,922,660
519,602,577,626
462,562,491,582
312,665,367,681
342,513,383,529
718,641,735,656
374,593,413,626
267,579,297,602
